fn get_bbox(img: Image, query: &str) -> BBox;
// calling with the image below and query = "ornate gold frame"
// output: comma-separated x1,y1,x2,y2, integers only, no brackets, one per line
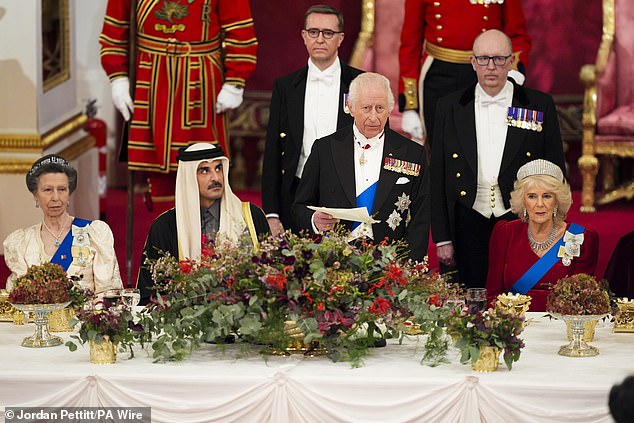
577,0,634,211
42,0,70,92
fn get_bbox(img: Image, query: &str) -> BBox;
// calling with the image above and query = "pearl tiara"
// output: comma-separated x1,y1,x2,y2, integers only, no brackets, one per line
516,159,564,182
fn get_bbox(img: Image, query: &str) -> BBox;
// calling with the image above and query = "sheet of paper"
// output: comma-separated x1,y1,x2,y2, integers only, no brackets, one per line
307,206,380,224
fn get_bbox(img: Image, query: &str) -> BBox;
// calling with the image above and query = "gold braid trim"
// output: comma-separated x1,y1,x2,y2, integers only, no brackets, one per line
402,77,418,110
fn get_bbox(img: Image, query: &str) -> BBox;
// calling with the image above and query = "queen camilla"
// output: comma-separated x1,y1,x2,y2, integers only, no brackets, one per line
485,159,599,311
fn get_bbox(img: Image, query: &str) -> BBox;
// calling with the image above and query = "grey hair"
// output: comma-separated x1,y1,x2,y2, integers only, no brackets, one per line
348,72,395,112
26,154,78,194
510,174,572,224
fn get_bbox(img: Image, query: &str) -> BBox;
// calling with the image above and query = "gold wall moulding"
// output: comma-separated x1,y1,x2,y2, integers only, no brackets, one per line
0,113,88,152
42,0,71,92
0,134,95,174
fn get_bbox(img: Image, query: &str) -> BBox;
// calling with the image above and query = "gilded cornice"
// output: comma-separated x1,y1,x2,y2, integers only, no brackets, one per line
0,135,95,174
0,113,87,152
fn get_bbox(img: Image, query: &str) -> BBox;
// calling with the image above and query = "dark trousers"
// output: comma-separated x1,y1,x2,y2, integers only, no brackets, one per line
453,203,515,289
424,61,476,147
284,176,301,233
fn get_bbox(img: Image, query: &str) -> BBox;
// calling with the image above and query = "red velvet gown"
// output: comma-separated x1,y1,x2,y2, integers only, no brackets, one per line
486,219,599,311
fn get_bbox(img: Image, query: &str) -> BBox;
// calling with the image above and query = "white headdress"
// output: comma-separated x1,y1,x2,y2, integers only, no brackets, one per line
175,143,245,261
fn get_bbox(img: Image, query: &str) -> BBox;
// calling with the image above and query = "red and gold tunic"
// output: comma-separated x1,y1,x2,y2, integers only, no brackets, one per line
99,0,258,171
398,0,531,109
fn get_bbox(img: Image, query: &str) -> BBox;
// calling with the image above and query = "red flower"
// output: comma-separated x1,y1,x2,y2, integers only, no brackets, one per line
317,302,325,311
428,293,440,307
266,273,287,291
369,297,391,315
179,260,193,274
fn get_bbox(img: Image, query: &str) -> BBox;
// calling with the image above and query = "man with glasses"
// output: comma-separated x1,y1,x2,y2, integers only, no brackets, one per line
262,4,363,235
430,29,565,289
398,0,531,146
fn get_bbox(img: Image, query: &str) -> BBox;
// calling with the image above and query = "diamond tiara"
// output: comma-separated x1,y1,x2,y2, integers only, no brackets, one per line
516,159,564,182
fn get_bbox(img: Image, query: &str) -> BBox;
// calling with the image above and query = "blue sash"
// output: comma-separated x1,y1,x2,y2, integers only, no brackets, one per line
352,182,378,230
511,223,585,294
50,218,91,271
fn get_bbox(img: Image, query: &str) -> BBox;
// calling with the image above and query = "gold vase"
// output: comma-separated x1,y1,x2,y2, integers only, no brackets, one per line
566,319,597,342
471,346,501,372
613,298,634,333
47,307,76,332
89,336,117,364
264,320,328,357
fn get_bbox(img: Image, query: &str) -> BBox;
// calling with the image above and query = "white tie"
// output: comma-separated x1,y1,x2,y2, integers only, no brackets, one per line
310,73,334,86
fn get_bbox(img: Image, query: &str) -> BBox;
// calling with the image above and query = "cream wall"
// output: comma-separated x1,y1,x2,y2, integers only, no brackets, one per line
0,0,99,255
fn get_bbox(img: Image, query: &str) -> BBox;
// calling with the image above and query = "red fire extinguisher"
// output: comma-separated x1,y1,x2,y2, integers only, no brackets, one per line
85,99,108,220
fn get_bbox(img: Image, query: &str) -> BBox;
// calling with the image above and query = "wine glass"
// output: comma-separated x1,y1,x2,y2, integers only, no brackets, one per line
102,289,122,308
122,288,141,309
466,288,487,315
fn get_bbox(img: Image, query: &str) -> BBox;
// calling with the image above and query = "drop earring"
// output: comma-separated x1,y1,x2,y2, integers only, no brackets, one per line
553,206,558,218
35,200,39,208
522,208,527,219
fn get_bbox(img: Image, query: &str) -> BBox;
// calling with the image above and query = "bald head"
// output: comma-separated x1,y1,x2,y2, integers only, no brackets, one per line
473,29,512,56
470,29,514,96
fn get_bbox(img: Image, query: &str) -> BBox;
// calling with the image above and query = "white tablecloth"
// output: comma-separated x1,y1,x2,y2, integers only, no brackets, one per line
0,313,631,423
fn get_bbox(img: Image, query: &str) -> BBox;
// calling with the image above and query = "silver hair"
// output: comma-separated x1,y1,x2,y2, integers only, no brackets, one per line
347,72,395,112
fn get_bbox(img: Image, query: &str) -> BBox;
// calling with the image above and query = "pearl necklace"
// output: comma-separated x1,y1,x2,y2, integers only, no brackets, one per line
42,215,70,247
527,224,558,252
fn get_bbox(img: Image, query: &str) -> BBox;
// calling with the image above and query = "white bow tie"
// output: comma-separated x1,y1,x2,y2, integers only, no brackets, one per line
310,73,335,86
480,94,509,107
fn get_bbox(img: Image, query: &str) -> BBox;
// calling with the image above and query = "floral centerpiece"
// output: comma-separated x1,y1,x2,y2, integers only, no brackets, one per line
446,308,525,371
66,302,141,363
8,262,71,304
546,273,610,316
139,229,459,367
8,262,76,347
546,273,610,356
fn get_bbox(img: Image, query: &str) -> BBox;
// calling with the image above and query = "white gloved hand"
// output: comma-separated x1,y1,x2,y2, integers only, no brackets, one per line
215,83,244,114
401,110,424,140
111,77,134,121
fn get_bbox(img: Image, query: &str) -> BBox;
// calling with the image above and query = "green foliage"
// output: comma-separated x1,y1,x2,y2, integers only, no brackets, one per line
446,308,525,370
65,303,139,358
138,229,463,367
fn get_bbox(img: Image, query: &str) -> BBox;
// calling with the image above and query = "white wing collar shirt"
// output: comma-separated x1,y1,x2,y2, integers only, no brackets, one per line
297,58,342,178
350,124,384,240
473,80,514,218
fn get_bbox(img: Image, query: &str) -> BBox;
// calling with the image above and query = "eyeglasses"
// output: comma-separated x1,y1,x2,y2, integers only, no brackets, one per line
303,28,342,39
473,54,513,67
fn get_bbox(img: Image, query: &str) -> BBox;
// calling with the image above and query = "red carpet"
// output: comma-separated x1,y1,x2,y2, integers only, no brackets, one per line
1,189,632,289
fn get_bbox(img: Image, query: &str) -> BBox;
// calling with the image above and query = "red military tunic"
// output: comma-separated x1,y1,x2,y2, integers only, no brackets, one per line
398,0,531,110
99,0,258,171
